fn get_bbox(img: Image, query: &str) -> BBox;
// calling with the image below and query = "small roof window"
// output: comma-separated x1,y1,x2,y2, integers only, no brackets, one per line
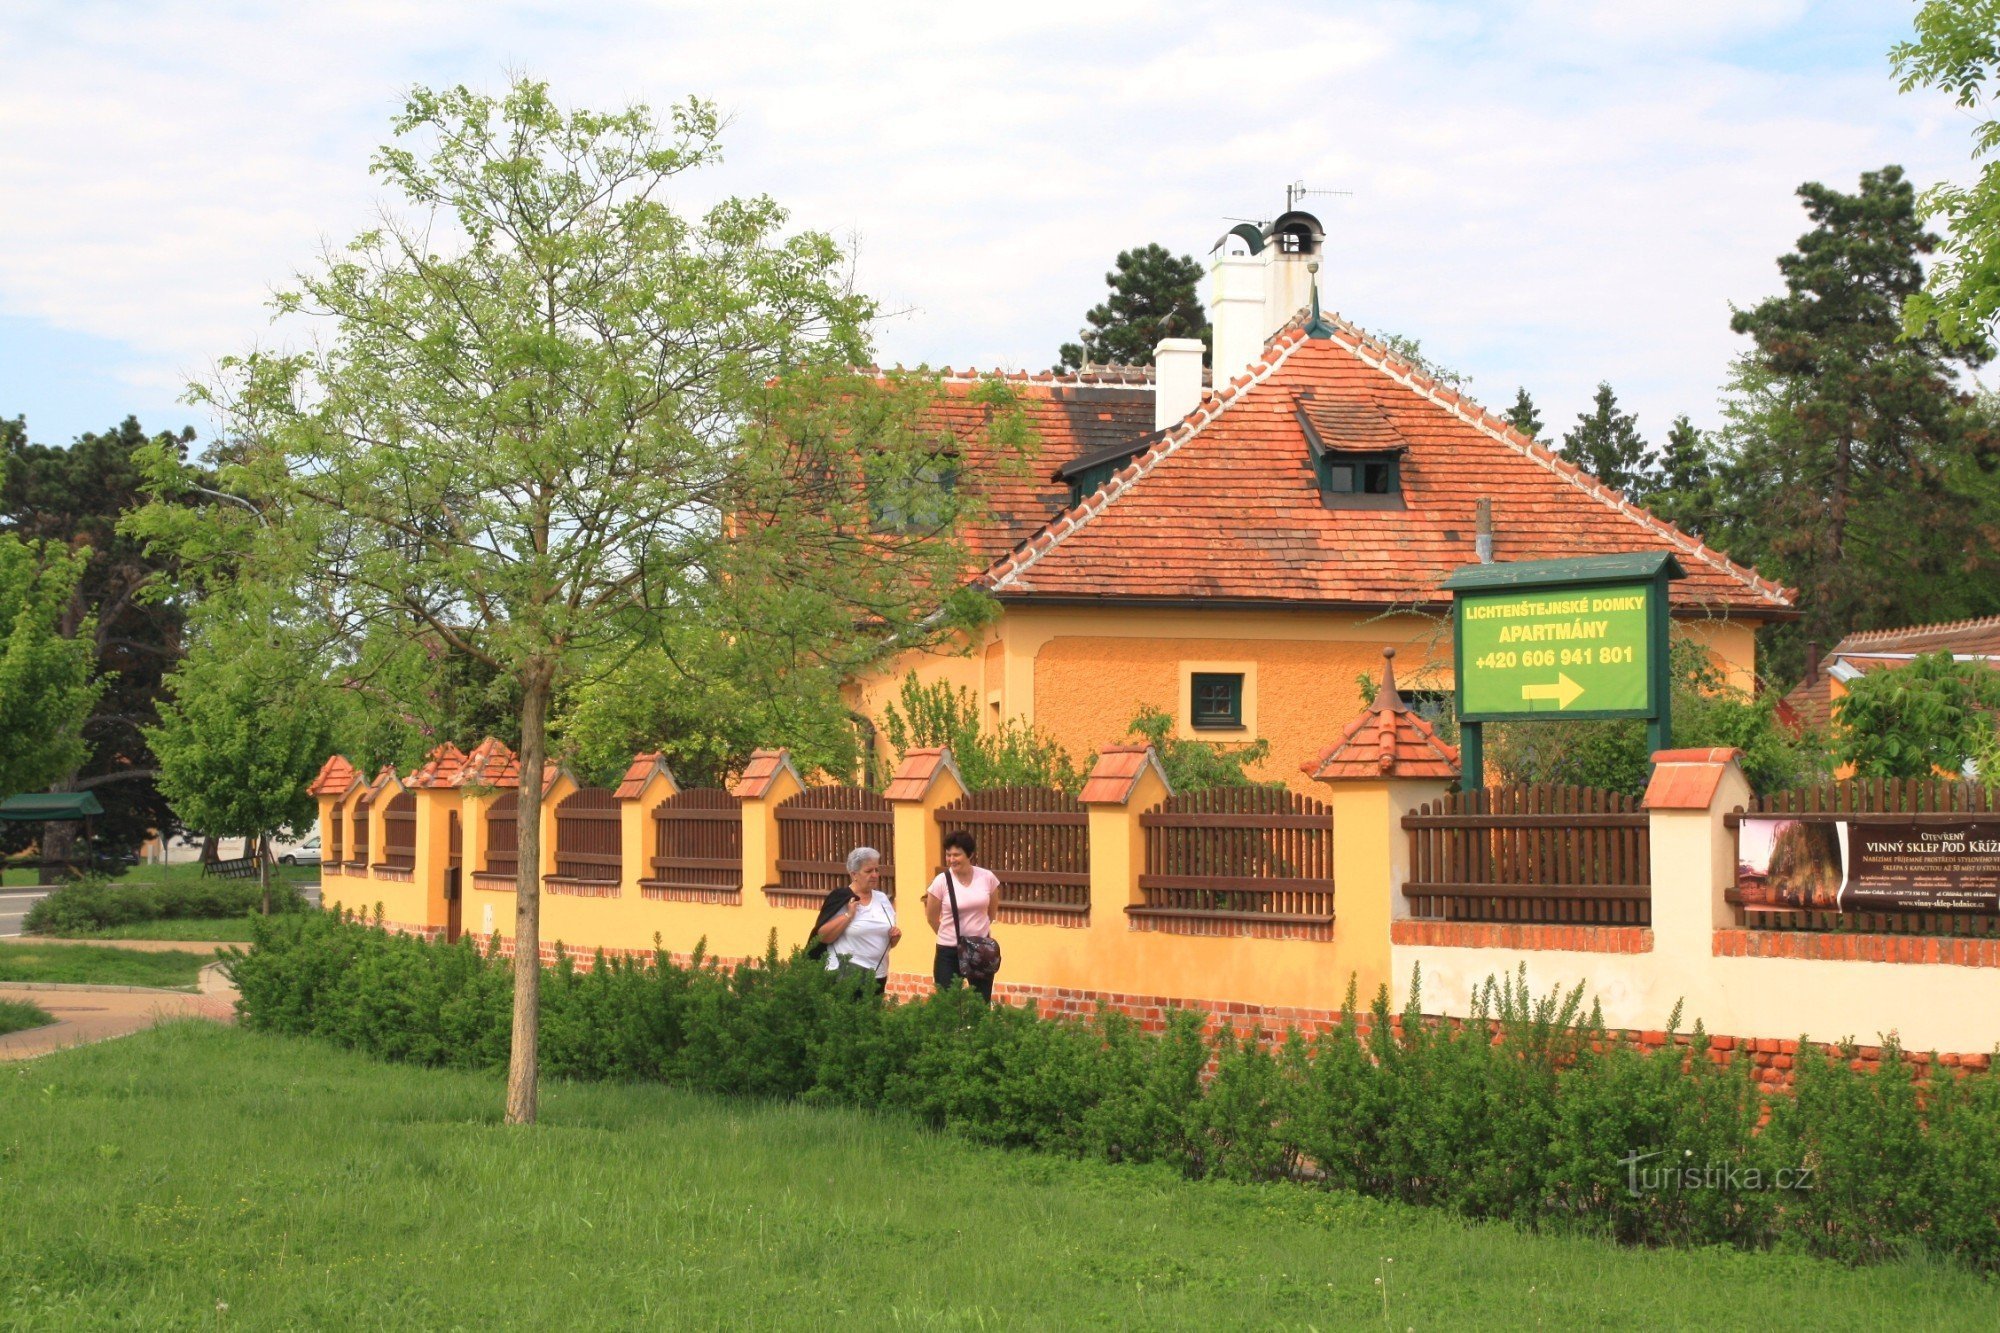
1296,393,1408,510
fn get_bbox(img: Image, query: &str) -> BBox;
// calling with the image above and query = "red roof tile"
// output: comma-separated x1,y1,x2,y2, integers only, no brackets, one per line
406,743,468,790
1079,744,1171,805
973,319,1792,617
730,748,800,800
1643,748,1743,810
883,747,964,802
306,755,359,798
1306,650,1460,782
459,738,520,789
614,753,675,801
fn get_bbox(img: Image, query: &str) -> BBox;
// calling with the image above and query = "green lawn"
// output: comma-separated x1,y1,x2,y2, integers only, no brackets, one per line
43,917,258,943
0,942,212,990
0,999,53,1036
0,1025,1991,1329
2,862,317,889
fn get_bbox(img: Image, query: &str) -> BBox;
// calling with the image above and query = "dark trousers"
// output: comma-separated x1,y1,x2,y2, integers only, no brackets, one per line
933,944,993,1001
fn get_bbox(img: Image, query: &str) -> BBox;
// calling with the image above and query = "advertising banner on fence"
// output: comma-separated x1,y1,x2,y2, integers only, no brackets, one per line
1736,817,2000,913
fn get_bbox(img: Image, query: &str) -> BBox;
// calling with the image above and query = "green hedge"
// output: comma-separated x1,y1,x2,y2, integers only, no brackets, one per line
230,911,2000,1271
24,876,306,935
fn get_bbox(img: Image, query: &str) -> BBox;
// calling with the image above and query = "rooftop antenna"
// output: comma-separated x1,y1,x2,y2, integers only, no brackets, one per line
1286,180,1353,211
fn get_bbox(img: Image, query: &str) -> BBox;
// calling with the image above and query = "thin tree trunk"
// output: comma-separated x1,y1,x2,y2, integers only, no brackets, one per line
506,663,552,1127
258,834,273,914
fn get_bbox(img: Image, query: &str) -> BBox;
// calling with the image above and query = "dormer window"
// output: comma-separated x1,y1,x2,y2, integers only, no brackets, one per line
1052,430,1162,508
1295,392,1408,510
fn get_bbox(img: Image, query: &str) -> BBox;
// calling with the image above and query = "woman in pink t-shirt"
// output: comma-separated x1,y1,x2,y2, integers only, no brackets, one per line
925,829,999,1001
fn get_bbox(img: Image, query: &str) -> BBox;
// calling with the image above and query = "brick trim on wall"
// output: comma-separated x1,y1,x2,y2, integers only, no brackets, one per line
1394,920,1653,954
1715,929,2000,969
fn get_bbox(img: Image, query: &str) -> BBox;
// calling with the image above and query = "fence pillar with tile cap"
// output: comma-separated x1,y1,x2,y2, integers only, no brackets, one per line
1080,744,1172,920
405,742,468,934
614,752,679,902
730,748,805,894
1306,648,1459,1002
1643,747,1749,959
884,747,967,901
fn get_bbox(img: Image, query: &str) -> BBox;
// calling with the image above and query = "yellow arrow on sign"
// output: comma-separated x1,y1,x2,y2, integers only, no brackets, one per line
1521,673,1585,709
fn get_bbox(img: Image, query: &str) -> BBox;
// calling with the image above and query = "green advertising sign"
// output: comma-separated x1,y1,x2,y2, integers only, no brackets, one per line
1456,583,1655,719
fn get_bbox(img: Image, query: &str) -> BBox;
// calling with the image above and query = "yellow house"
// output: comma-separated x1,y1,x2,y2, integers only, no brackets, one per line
854,210,1794,787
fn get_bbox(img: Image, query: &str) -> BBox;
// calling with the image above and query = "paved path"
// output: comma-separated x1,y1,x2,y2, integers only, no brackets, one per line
0,958,238,1061
0,889,52,939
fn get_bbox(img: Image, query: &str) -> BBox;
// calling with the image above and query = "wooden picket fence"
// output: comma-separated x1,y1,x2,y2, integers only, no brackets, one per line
550,787,622,893
380,790,416,870
936,786,1090,922
1402,785,1651,925
644,788,743,901
1134,787,1335,939
774,786,893,907
1725,778,2000,938
480,792,518,881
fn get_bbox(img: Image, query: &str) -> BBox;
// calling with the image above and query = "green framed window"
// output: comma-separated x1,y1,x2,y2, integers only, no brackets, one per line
1190,672,1244,729
1315,450,1399,501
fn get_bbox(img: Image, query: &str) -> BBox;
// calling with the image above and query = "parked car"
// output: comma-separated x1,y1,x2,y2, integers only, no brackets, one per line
275,833,321,867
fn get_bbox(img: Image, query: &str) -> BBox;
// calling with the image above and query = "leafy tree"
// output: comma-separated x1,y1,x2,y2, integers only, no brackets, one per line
0,534,101,800
147,610,338,909
1056,244,1209,371
1121,706,1272,792
1710,167,2000,674
1647,415,1715,536
1,415,194,858
131,80,1021,1124
1503,388,1544,440
1833,651,2000,778
879,675,1082,793
1562,382,1652,498
1893,3,2000,345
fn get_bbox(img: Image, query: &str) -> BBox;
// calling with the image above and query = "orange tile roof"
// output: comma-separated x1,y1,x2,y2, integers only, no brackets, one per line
405,743,468,790
459,738,520,789
1305,650,1460,782
1079,743,1170,805
614,753,675,800
973,318,1792,616
883,747,964,802
730,748,799,800
1781,615,2000,730
1643,747,1743,810
306,755,359,798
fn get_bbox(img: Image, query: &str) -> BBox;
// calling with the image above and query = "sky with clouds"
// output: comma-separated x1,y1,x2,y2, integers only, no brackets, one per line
0,1,1977,449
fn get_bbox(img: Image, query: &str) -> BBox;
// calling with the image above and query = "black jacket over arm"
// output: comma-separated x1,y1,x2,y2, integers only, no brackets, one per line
805,886,857,960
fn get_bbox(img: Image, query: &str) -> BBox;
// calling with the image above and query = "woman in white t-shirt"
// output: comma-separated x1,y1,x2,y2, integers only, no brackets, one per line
813,846,900,994
924,829,999,1001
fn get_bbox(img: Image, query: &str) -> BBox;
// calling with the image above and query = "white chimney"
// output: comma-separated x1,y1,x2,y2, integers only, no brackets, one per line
1210,247,1266,384
1153,337,1205,430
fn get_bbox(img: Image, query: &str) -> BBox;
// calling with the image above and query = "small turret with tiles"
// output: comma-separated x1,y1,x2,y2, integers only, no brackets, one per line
1304,648,1460,782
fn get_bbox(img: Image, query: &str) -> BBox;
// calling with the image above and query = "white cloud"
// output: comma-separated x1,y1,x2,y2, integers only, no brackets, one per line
0,0,1970,444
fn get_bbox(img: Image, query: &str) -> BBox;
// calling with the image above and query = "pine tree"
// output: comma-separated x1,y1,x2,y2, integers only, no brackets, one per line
1717,165,2000,663
1562,382,1652,497
1056,244,1210,370
1504,387,1544,440
1648,415,1713,535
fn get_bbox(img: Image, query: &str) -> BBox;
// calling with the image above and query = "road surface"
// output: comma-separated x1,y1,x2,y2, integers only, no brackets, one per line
0,890,51,939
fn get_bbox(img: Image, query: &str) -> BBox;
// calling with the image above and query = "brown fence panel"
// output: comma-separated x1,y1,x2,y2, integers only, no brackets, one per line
937,787,1089,920
551,787,622,892
1136,787,1334,939
348,793,372,870
1403,785,1650,925
1726,778,2000,938
775,786,894,907
644,788,743,901
329,807,345,867
380,790,416,869
481,792,518,880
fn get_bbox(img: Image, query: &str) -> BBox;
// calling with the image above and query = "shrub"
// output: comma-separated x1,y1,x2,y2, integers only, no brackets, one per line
25,874,306,935
230,913,2000,1273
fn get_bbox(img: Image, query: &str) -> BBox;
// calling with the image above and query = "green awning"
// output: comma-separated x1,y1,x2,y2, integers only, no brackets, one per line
0,792,106,822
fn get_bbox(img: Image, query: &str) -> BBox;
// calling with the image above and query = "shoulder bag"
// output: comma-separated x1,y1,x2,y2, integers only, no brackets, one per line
945,872,1002,985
